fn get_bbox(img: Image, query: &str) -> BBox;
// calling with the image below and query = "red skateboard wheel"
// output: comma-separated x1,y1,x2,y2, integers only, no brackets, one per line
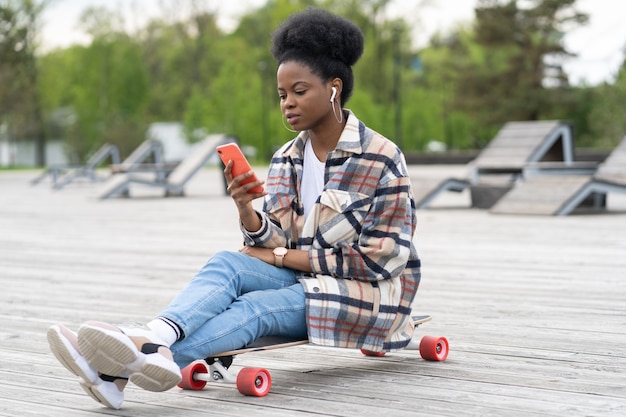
178,362,208,390
419,335,449,361
360,349,386,357
236,367,272,396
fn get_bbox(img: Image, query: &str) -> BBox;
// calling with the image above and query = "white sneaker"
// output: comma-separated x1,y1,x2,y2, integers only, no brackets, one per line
47,324,126,409
77,321,182,392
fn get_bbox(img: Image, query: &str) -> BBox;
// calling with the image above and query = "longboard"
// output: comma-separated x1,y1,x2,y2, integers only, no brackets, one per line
178,314,447,396
213,314,432,357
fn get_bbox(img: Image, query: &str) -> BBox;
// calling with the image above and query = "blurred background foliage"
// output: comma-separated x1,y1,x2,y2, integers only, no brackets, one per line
1,0,625,165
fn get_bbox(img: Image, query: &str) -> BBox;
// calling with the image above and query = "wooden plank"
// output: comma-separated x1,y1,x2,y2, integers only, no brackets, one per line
596,136,626,185
474,121,567,168
490,175,590,214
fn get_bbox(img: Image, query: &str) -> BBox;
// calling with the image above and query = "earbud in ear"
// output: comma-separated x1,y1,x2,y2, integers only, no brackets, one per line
330,87,337,102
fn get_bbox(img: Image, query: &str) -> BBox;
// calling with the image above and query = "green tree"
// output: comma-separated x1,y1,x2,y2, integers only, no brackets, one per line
586,59,626,147
0,0,47,165
39,7,149,160
139,9,224,124
451,0,588,144
416,28,490,148
34,0,620,167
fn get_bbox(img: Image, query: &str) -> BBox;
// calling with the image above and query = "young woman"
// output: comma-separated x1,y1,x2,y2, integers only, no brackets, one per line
47,8,421,409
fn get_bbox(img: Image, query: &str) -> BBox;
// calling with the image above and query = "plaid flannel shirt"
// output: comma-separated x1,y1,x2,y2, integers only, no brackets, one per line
241,111,421,352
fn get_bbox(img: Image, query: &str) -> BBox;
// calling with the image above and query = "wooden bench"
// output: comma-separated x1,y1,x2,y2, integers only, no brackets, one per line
99,134,234,199
31,143,120,188
491,136,626,215
414,120,575,209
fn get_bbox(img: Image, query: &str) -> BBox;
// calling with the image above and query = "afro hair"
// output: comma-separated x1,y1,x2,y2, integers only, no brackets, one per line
271,8,364,104
271,8,364,67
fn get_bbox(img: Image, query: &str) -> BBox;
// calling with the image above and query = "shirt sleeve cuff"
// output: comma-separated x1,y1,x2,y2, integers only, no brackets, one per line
240,210,271,246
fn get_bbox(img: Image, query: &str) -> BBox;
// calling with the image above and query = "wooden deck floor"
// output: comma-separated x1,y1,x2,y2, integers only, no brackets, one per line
1,167,625,417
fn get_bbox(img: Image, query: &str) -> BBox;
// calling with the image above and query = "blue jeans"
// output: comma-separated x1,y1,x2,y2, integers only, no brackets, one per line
160,251,307,368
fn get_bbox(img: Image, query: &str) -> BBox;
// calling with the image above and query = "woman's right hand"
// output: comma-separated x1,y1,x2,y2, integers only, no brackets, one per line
223,160,266,231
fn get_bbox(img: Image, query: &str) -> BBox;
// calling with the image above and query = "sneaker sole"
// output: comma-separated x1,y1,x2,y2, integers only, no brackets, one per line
47,325,98,383
48,325,123,409
79,380,123,410
78,324,181,392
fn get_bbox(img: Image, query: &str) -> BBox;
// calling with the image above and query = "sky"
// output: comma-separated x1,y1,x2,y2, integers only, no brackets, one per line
40,0,626,86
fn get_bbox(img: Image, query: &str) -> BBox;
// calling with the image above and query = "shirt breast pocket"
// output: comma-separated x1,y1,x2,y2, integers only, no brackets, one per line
318,189,372,243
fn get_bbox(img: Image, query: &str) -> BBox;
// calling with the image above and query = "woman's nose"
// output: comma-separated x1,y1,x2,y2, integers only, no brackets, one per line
283,94,295,108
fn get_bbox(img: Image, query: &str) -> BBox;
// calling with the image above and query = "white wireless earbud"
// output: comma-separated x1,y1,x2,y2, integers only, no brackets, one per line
330,87,337,102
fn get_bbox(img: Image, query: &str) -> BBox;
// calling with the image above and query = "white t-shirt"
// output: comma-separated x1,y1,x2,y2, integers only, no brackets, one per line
301,139,326,219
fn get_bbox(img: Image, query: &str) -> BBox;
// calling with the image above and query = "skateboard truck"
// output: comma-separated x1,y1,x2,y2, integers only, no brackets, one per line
205,356,236,384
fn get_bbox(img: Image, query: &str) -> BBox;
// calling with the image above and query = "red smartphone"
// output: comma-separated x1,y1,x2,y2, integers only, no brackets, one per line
216,143,264,194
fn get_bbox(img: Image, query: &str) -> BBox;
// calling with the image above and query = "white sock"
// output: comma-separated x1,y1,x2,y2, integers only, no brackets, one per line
147,318,179,347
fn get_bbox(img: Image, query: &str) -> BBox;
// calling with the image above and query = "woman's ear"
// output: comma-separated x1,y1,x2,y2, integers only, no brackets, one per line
330,78,343,102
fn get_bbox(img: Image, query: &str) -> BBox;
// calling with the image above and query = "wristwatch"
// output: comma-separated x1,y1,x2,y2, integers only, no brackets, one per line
273,247,288,267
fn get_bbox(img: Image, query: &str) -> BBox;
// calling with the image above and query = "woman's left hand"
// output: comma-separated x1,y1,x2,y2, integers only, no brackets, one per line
239,245,275,266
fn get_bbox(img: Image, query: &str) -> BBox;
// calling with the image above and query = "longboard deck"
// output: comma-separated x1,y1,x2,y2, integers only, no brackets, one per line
211,314,431,357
